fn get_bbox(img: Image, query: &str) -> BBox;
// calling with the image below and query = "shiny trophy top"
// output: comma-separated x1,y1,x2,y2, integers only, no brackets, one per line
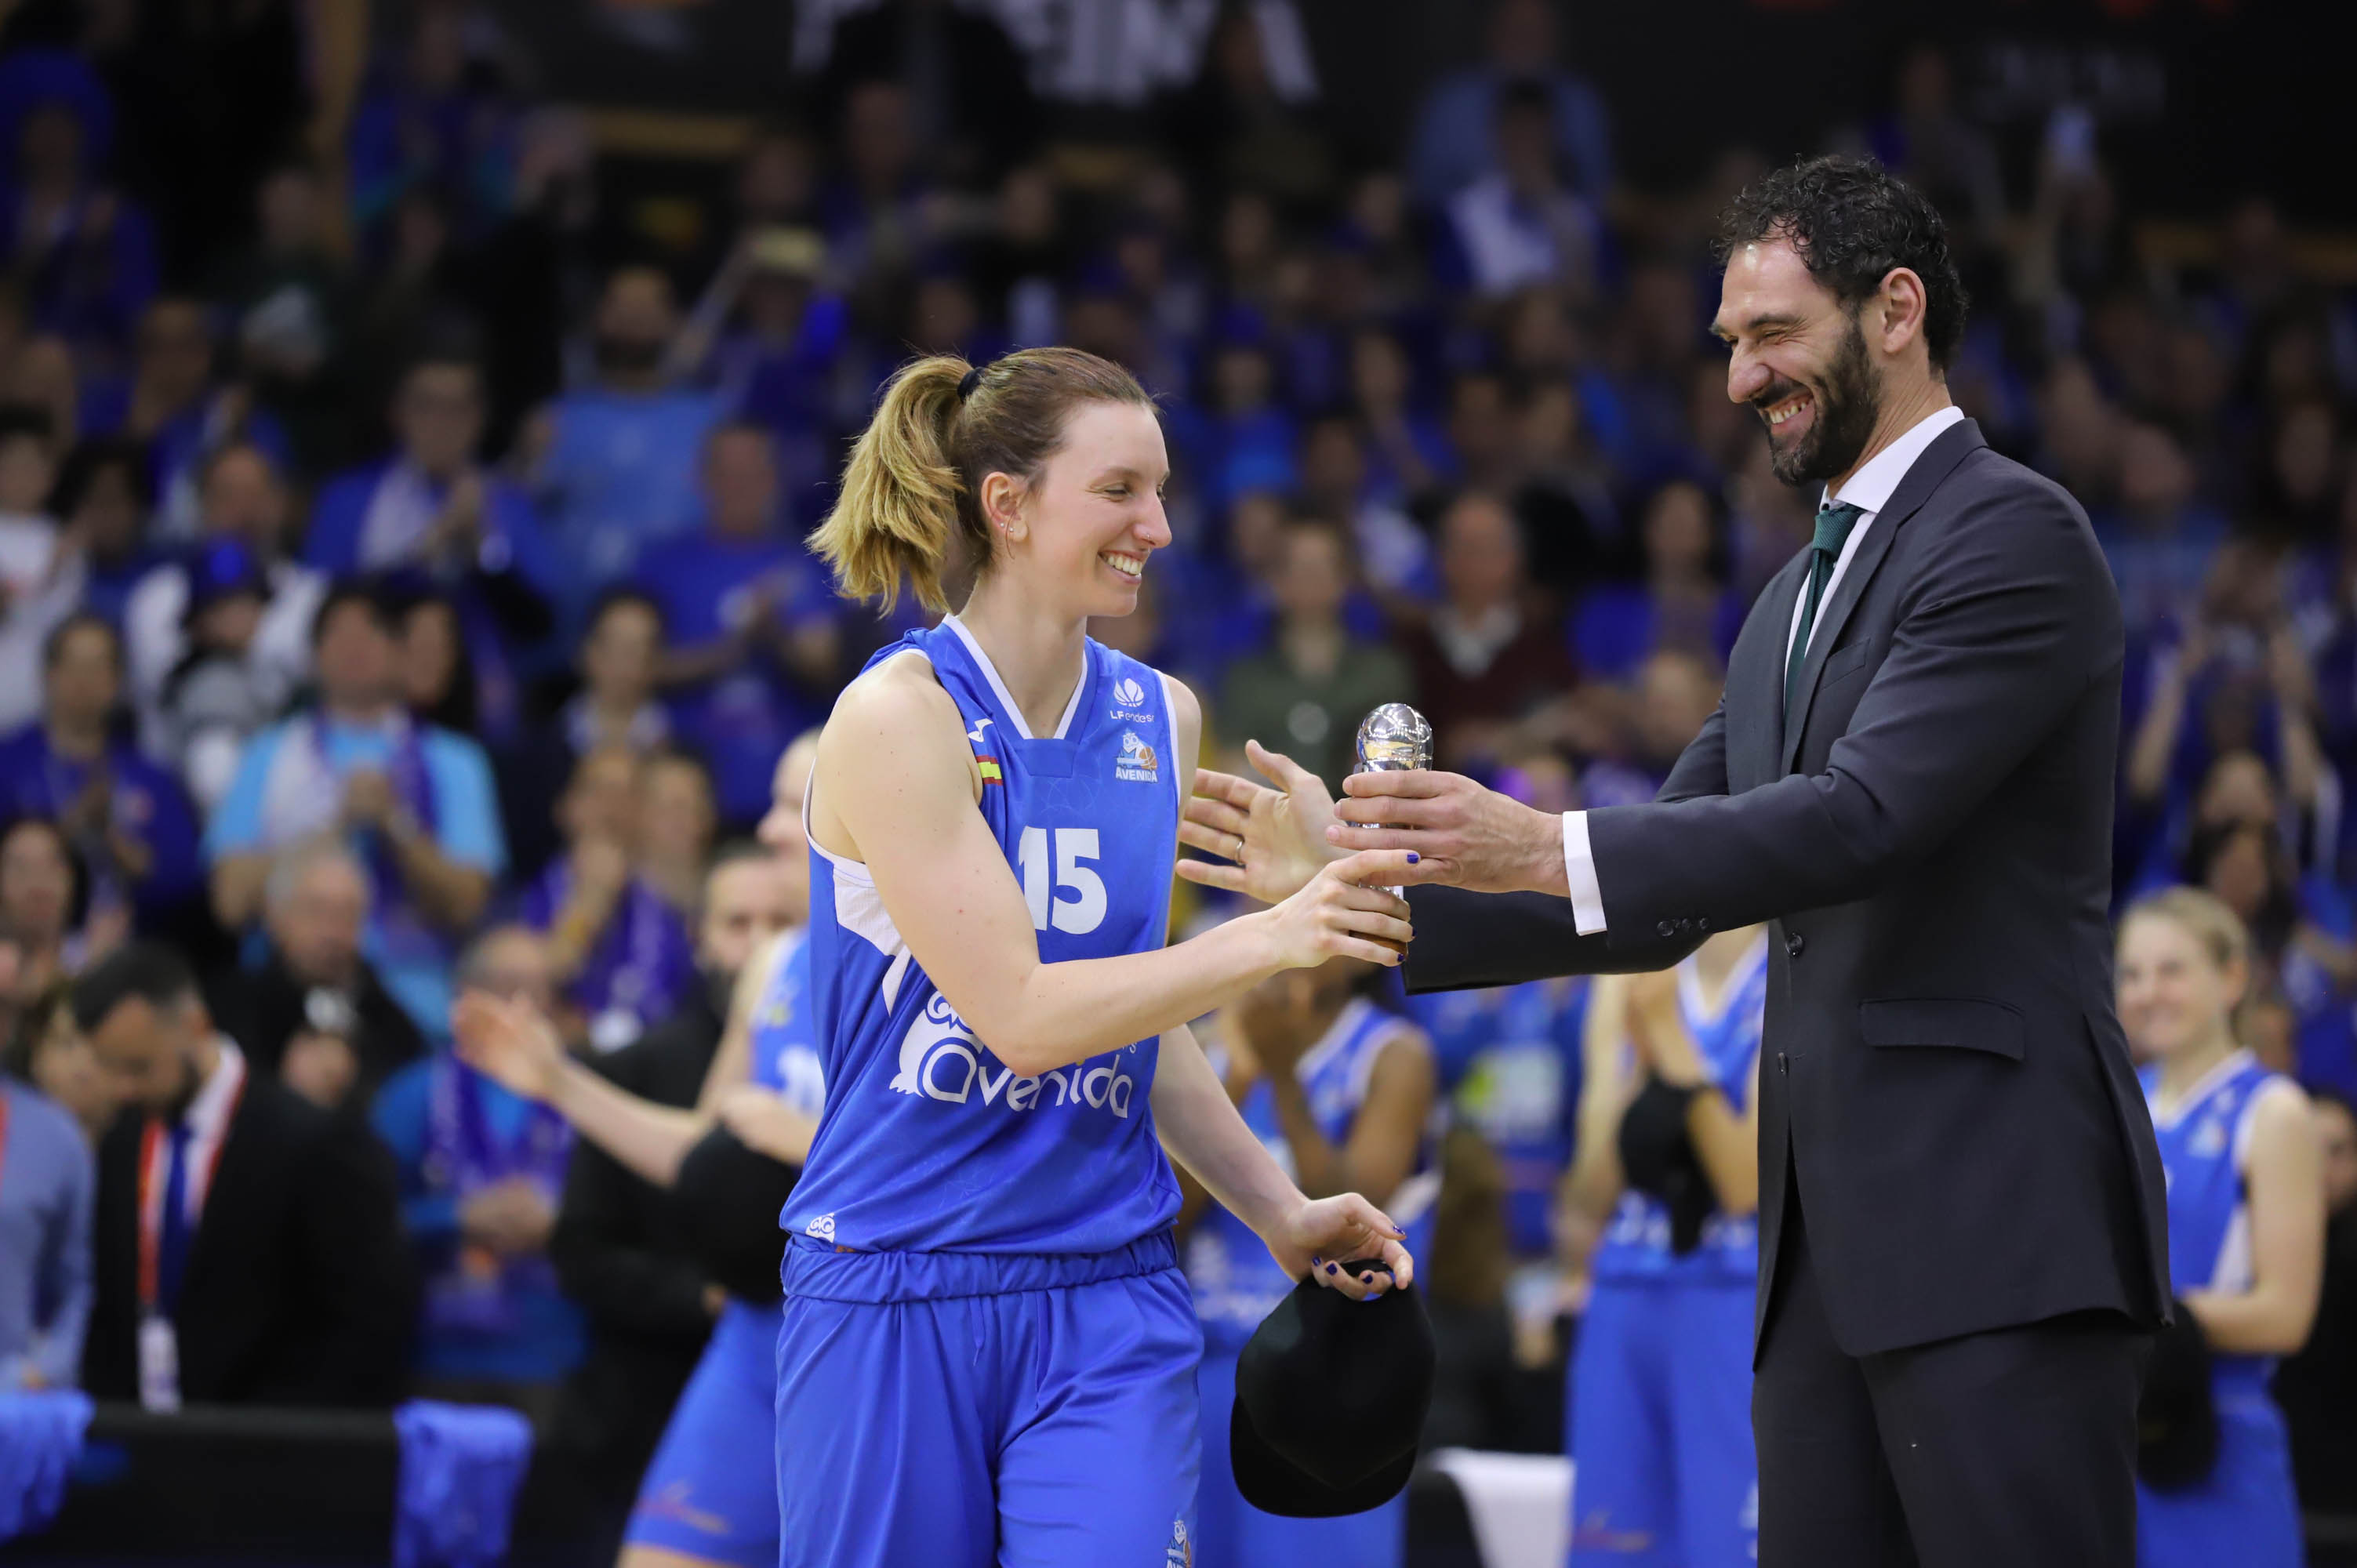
1355,702,1433,773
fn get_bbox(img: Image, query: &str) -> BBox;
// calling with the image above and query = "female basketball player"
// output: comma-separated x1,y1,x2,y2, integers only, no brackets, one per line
2118,888,2324,1568
1184,956,1439,1568
774,347,1417,1568
1560,925,1767,1567
456,735,823,1568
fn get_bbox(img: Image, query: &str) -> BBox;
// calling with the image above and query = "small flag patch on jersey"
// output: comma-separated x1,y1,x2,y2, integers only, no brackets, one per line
977,757,1004,784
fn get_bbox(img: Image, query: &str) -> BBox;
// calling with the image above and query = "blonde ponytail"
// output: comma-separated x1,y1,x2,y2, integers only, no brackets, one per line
817,346,1153,612
814,355,974,613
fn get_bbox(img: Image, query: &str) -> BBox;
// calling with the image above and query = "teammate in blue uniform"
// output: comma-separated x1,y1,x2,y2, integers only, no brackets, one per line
1411,976,1586,1260
783,347,1422,1568
1185,960,1440,1568
2117,889,2325,1568
1560,926,1768,1567
458,736,826,1568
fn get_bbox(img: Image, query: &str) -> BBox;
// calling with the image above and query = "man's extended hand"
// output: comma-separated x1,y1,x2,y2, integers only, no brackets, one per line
1178,740,1344,906
1331,770,1571,896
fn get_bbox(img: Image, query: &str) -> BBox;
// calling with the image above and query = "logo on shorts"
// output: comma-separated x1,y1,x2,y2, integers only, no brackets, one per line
1166,1517,1192,1567
805,1213,837,1243
1116,730,1159,782
889,992,1133,1116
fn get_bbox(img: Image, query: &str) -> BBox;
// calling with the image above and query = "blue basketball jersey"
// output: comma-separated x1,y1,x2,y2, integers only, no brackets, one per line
1593,937,1769,1284
1186,996,1440,1351
787,616,1185,1275
750,927,826,1119
2142,1050,2285,1399
1411,978,1587,1258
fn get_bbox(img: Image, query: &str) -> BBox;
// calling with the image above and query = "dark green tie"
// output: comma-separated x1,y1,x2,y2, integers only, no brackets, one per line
1785,500,1865,715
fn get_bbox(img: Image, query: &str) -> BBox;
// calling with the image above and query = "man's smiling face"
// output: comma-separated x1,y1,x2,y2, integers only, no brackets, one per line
1713,236,1886,488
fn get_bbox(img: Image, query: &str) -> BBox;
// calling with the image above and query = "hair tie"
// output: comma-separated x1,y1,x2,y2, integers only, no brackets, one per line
957,365,984,402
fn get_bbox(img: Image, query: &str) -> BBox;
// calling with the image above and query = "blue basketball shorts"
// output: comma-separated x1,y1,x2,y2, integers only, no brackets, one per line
774,1259,1203,1568
1193,1342,1406,1568
2136,1394,2302,1568
1567,1275,1758,1567
626,1299,784,1568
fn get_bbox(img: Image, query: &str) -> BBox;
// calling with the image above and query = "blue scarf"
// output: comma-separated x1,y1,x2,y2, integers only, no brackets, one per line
419,1061,570,1337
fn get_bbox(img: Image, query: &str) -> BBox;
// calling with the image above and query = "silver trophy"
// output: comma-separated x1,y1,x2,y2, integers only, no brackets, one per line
1352,703,1433,931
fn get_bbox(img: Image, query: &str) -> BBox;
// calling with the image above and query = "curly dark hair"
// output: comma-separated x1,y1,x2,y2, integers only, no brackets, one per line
1713,154,1969,370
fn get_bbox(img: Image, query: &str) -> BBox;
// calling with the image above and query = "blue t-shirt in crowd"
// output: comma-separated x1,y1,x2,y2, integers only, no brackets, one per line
1571,583,1746,685
636,527,837,822
205,713,507,1037
536,385,726,616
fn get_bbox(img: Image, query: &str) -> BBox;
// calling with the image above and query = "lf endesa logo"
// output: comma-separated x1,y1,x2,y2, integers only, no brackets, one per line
888,992,1137,1117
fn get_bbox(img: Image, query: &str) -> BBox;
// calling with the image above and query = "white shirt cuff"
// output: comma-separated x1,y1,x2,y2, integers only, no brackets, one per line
1563,811,1607,936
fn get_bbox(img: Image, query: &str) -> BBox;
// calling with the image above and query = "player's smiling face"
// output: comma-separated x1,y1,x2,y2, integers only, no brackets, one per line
1012,398,1172,619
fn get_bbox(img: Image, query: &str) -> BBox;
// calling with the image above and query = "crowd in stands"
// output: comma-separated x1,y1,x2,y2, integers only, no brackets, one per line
0,0,2352,1546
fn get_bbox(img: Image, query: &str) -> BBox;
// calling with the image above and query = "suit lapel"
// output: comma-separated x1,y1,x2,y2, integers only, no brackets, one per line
1744,555,1808,791
1779,419,1988,775
178,1092,259,1306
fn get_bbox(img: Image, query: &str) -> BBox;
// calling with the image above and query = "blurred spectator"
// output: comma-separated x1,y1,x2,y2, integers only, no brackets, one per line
548,844,794,1501
1346,328,1449,504
0,401,85,731
1170,327,1297,519
150,539,289,811
1408,0,1614,204
1218,519,1414,791
208,838,427,1117
2183,816,2357,1091
639,751,719,922
1580,648,1724,810
1573,478,1743,684
531,267,724,613
0,984,94,1390
641,423,837,826
1401,491,1582,768
1513,376,1621,595
501,588,672,880
1443,78,1604,303
2275,1089,2357,1538
0,48,159,371
0,613,202,936
344,0,520,249
75,942,412,1407
78,297,292,540
47,436,159,626
675,228,849,532
518,746,694,1055
1297,412,1433,611
205,583,505,1038
370,925,584,1417
1162,3,1332,207
1862,45,2006,245
2095,421,2231,638
206,162,354,470
1,817,120,997
812,0,1040,186
124,441,324,775
3,982,113,1145
309,354,558,740
396,589,477,733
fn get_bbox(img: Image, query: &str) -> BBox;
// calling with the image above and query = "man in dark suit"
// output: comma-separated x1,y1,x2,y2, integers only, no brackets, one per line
1183,156,2170,1567
74,942,412,1407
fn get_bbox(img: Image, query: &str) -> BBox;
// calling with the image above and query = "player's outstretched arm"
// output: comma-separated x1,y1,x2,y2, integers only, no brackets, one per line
815,659,1416,1080
1153,1023,1412,1300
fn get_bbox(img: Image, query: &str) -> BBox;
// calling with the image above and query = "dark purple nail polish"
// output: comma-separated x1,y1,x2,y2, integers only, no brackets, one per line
1325,1262,1338,1276
1407,851,1419,864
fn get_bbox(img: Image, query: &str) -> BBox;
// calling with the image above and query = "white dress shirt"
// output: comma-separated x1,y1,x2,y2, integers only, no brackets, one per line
1562,405,1967,935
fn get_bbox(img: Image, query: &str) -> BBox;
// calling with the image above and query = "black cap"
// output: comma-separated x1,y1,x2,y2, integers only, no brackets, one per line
1229,1263,1433,1517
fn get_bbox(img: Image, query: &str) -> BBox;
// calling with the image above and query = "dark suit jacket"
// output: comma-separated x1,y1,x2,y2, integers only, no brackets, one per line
83,1065,413,1405
1408,418,2171,1358
208,947,427,1111
547,988,724,1490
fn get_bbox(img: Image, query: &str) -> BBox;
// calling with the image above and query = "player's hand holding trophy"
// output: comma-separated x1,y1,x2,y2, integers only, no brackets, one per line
1349,702,1433,953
